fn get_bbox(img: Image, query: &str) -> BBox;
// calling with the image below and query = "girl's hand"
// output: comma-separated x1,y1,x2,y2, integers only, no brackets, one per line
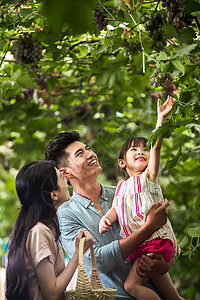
75,229,93,253
99,217,111,234
157,95,173,121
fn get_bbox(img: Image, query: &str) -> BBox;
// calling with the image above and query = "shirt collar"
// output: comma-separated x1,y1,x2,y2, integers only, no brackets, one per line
72,184,108,208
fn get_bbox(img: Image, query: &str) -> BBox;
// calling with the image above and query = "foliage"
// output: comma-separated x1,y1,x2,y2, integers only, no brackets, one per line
0,0,200,297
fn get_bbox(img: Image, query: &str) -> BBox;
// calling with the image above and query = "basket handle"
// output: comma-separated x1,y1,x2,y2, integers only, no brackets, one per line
79,237,103,289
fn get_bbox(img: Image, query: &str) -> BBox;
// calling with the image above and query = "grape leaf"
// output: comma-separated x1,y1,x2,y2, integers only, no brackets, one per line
174,44,197,57
187,224,200,238
163,144,182,172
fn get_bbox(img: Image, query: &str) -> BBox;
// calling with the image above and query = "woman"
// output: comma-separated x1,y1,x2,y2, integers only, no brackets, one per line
6,160,93,300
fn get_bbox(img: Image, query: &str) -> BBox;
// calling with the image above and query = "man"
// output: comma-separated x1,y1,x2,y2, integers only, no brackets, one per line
45,131,173,299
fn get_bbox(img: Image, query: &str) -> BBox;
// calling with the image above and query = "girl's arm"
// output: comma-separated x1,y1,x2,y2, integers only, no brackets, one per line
36,230,93,300
147,96,173,182
99,207,118,234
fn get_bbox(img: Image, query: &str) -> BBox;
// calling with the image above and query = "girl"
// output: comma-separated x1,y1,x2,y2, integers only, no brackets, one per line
6,160,93,300
99,96,184,300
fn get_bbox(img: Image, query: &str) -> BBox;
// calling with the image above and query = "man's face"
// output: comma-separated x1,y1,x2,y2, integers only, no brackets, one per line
61,141,102,181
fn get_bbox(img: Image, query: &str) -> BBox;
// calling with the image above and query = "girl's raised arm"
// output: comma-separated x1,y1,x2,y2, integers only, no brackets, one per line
147,96,173,182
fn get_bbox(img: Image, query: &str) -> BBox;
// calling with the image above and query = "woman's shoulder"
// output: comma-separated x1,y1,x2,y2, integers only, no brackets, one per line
28,222,53,243
30,222,50,233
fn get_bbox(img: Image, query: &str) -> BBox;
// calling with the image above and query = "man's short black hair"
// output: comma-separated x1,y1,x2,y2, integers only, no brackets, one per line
45,131,81,168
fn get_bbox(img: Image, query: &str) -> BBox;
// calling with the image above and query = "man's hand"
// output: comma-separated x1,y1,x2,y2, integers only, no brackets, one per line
146,198,169,232
136,252,175,278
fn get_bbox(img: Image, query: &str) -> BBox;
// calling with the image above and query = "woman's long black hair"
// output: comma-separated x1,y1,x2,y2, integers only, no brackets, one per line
6,160,60,300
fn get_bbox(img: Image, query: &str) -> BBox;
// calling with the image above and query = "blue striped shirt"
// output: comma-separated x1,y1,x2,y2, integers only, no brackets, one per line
57,184,158,299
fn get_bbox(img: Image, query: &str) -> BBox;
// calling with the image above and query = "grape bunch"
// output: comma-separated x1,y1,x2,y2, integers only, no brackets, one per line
161,0,193,31
94,9,108,31
142,13,167,51
11,34,42,70
150,91,163,100
75,103,92,122
62,115,74,128
122,39,142,57
152,68,173,87
152,68,177,96
22,87,34,99
36,71,50,90
163,80,177,97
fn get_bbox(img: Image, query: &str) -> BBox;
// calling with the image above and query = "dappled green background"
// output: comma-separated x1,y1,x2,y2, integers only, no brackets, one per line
0,0,200,298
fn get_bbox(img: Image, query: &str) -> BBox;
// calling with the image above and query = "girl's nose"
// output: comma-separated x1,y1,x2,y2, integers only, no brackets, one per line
137,149,143,155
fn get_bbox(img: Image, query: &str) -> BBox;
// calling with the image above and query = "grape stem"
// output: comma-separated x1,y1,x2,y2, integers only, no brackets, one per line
128,13,143,50
98,0,116,21
155,0,160,12
0,40,11,68
97,4,117,11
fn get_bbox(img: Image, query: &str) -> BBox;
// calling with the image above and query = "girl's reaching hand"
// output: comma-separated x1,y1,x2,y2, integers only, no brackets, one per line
157,96,173,121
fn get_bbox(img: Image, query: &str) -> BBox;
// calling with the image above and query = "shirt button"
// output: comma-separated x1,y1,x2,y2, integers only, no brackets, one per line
91,203,94,206
105,197,108,200
125,260,129,265
85,204,87,208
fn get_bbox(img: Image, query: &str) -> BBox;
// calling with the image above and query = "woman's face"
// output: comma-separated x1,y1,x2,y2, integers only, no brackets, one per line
55,168,70,206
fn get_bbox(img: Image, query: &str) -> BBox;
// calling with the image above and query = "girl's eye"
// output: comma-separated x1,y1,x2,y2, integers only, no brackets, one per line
131,148,137,151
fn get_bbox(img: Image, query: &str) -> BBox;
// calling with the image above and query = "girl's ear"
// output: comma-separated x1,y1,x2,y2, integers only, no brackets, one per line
50,190,58,201
59,167,73,180
118,159,126,169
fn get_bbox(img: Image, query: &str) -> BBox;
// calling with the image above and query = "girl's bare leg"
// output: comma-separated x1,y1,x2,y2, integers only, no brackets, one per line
124,258,160,300
150,272,185,300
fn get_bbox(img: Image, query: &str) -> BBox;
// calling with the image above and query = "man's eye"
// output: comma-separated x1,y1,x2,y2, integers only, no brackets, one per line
77,152,83,156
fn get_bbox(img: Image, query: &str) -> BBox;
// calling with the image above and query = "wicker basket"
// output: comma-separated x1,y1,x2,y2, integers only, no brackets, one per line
64,237,117,300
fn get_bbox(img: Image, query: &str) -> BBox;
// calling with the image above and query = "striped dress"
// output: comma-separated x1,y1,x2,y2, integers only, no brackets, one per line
113,172,180,257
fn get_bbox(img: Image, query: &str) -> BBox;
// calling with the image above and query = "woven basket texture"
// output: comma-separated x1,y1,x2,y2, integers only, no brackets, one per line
65,237,117,300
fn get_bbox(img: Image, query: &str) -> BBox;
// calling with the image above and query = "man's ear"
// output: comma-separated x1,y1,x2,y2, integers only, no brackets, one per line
50,190,58,201
59,167,73,180
118,159,126,169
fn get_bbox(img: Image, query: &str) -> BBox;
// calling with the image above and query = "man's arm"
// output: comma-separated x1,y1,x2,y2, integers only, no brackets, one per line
58,198,168,274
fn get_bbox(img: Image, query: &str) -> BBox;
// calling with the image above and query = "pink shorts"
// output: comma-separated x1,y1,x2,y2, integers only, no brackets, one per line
129,238,174,263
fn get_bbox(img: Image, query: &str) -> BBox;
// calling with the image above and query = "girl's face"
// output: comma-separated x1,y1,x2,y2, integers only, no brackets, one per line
119,142,150,176
54,168,70,207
